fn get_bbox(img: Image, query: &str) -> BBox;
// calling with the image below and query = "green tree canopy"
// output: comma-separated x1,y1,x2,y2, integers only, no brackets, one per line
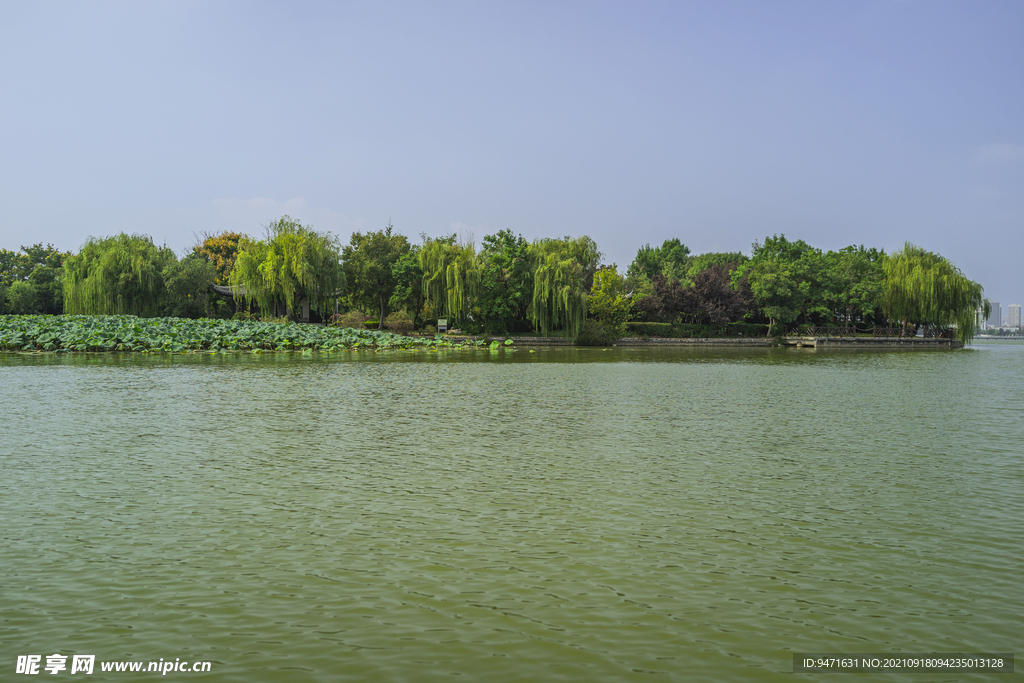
731,234,831,329
419,236,479,325
0,249,13,286
753,235,828,321
389,246,426,330
162,253,217,319
529,235,601,338
686,252,748,279
733,249,802,337
342,224,410,329
588,264,631,337
626,238,691,283
882,242,986,344
821,245,884,325
63,233,177,316
6,281,39,315
1,243,70,314
476,229,533,335
229,216,344,319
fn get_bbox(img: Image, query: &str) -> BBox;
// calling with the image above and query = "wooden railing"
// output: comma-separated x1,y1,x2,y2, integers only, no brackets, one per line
923,327,956,339
786,325,957,339
798,325,855,337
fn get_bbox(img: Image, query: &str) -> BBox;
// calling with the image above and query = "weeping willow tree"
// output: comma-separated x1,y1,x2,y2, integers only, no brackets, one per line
529,236,602,339
63,233,177,316
882,242,988,344
418,236,479,324
229,216,344,318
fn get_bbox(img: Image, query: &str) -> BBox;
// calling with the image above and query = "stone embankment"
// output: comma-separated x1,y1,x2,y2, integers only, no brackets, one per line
614,337,771,346
443,335,963,349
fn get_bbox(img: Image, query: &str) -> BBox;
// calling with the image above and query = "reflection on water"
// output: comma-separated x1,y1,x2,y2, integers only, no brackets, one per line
2,344,1022,682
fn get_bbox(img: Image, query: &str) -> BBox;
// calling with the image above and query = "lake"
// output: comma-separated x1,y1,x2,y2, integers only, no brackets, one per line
2,343,1021,681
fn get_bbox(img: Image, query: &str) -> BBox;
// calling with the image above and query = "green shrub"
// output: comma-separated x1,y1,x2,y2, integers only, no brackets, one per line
384,311,413,334
162,254,216,319
575,319,617,346
725,322,769,337
460,318,485,335
624,321,673,337
423,324,437,335
6,281,40,315
331,310,367,329
673,323,727,338
364,318,380,329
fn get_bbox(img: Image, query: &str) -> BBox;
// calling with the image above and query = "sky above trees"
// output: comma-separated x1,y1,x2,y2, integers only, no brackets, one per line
1,1,1021,305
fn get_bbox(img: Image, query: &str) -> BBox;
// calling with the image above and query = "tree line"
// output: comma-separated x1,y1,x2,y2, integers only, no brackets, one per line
0,217,989,344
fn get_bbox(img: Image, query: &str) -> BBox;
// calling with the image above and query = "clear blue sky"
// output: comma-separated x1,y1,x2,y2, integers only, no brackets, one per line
1,1,1021,305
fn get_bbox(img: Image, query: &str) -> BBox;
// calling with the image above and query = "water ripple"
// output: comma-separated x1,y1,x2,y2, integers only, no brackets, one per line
1,345,1021,681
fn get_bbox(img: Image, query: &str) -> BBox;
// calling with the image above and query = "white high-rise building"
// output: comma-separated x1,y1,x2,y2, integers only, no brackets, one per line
1008,304,1022,329
987,301,1001,329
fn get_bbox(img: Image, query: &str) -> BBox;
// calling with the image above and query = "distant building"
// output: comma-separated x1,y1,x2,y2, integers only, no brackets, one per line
986,301,1001,329
1008,304,1022,329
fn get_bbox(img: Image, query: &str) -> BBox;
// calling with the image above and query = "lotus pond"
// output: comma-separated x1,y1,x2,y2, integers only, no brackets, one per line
0,315,514,353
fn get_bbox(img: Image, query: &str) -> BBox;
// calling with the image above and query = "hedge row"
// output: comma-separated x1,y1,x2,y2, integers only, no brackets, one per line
623,322,673,337
724,322,771,337
623,322,770,338
575,320,618,346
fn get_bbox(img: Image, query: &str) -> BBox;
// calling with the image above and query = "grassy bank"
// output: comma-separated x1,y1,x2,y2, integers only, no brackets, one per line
0,315,487,353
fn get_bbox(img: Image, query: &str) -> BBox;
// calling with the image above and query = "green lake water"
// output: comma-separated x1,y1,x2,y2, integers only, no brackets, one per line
2,344,1021,682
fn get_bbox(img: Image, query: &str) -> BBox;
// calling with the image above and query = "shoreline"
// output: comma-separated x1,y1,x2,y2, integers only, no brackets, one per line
448,335,964,350
0,315,966,354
